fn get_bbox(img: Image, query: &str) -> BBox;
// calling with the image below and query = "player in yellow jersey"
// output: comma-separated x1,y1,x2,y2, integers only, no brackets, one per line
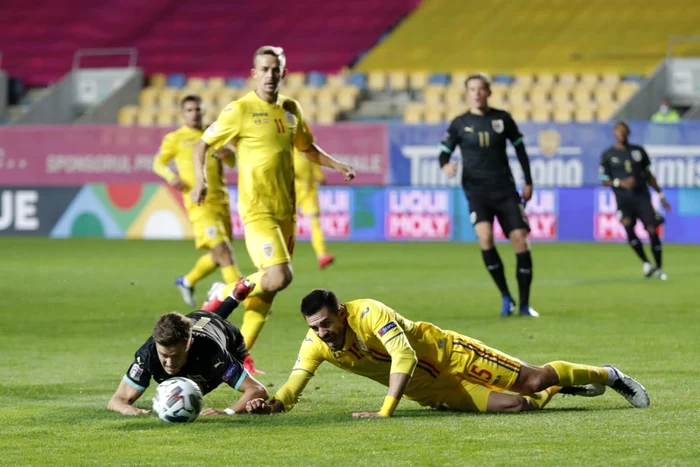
245,289,650,417
294,148,334,269
190,46,355,374
152,95,244,307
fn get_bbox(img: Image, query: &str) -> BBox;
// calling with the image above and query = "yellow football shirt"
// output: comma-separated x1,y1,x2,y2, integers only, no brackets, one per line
274,299,460,411
201,91,315,223
153,125,232,209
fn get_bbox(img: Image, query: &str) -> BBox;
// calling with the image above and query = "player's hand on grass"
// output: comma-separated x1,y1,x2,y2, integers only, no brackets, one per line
352,411,385,419
190,182,208,205
201,408,227,416
442,163,458,178
521,184,533,204
121,406,151,416
619,176,636,190
169,176,188,191
245,398,272,415
333,161,356,181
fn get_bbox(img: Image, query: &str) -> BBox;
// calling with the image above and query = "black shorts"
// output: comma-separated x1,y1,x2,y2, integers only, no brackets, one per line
616,192,664,228
466,191,530,236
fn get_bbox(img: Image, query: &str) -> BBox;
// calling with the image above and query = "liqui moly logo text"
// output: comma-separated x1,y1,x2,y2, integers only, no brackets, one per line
386,189,451,240
594,189,663,241
297,189,351,239
493,190,558,240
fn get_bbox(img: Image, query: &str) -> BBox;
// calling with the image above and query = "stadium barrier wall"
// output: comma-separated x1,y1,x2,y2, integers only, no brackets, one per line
1,185,699,243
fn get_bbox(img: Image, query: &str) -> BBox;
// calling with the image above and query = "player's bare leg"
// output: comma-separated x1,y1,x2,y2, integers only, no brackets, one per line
475,222,515,317
508,228,537,317
210,241,243,284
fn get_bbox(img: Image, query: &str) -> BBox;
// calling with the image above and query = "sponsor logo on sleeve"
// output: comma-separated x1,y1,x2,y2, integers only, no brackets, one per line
222,362,239,381
129,363,143,380
378,322,397,337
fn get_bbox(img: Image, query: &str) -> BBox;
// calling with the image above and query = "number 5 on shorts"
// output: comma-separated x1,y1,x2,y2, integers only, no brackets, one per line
470,364,493,381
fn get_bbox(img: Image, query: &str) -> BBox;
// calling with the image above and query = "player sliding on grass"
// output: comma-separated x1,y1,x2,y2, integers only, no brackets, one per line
245,289,650,417
107,278,266,416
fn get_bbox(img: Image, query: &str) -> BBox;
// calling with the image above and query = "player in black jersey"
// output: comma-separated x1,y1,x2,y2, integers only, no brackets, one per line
599,122,671,279
107,278,268,416
439,73,538,317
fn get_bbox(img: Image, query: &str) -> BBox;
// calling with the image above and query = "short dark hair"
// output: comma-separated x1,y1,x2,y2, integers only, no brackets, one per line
614,120,630,131
153,312,192,346
301,289,339,317
253,45,286,70
465,72,491,91
180,94,201,108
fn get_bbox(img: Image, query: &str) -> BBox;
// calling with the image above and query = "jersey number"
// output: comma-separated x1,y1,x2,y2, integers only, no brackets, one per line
470,364,493,381
192,317,211,331
624,160,632,173
478,131,490,148
274,118,286,134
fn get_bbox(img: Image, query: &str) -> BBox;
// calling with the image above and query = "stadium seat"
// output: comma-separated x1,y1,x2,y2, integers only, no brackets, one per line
150,73,167,88
448,71,469,89
601,73,621,88
508,87,529,107
573,89,593,107
316,88,336,107
139,87,158,107
579,73,601,89
445,104,466,121
325,74,346,88
368,71,387,92
389,71,409,91
226,77,248,89
158,88,180,109
423,86,444,106
574,107,596,123
347,72,367,90
307,71,326,88
423,106,444,124
216,88,238,108
529,87,550,106
531,108,552,123
285,72,307,90
186,77,207,90
136,109,156,126
118,106,138,126
593,87,616,105
617,82,641,103
558,73,578,88
409,71,428,90
551,87,572,107
316,107,338,124
514,74,534,88
403,103,424,123
444,87,465,106
336,86,359,111
208,77,226,90
296,88,317,112
492,74,514,86
510,108,530,123
535,73,556,89
552,108,573,123
428,73,450,86
156,109,177,126
597,104,618,122
167,73,187,89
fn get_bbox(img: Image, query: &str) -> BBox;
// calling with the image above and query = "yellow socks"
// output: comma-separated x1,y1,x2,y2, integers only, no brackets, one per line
221,264,243,284
310,216,327,258
525,386,561,410
240,296,273,350
547,361,610,386
184,253,217,286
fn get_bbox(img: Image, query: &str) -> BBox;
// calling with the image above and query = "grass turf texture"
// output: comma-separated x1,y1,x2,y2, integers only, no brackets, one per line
1,238,699,465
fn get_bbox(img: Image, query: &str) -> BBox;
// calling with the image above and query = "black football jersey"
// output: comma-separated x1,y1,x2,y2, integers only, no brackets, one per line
440,108,523,195
123,312,248,395
599,144,652,196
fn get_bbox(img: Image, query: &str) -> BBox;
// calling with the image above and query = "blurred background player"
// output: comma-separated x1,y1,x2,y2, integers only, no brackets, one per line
152,95,243,307
439,74,537,317
294,148,335,269
191,46,355,374
106,278,267,416
599,122,671,279
245,289,649,417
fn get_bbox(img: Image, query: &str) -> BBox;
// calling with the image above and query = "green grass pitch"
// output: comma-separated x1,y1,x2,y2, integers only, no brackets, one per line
1,238,699,465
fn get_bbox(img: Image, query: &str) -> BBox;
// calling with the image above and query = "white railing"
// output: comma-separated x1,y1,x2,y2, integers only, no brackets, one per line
72,48,138,69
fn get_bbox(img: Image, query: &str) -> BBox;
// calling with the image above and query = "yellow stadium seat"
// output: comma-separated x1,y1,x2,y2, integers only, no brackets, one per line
117,106,138,126
368,71,387,92
514,74,534,88
597,104,618,122
156,110,178,126
508,86,529,107
150,73,167,88
316,107,339,125
593,87,616,105
325,74,346,88
449,71,469,89
296,88,317,112
337,87,359,111
139,87,158,107
389,71,409,91
579,73,600,88
403,103,424,123
489,92,507,110
186,77,207,90
136,109,156,126
410,71,429,90
558,73,578,88
573,89,593,107
551,87,572,107
444,87,465,106
245,77,257,90
285,72,306,90
529,87,550,106
424,106,444,124
216,88,238,108
303,107,318,124
601,73,621,88
574,107,596,123
446,104,466,121
158,88,180,109
316,88,336,107
617,82,640,103
423,86,444,106
552,108,573,123
536,73,556,89
208,77,226,90
531,108,552,123
510,108,530,123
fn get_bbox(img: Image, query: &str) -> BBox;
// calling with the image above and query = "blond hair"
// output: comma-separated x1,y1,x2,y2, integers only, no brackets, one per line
253,45,286,70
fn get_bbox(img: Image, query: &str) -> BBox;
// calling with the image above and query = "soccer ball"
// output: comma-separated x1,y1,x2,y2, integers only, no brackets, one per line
152,377,203,423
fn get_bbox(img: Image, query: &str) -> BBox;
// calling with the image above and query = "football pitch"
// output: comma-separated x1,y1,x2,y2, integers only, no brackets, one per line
1,238,699,465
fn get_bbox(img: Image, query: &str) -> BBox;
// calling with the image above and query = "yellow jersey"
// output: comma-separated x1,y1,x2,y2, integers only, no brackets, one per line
153,125,233,209
201,91,315,223
274,299,461,412
294,148,325,193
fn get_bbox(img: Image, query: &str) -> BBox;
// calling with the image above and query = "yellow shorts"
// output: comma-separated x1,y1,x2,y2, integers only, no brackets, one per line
188,203,232,250
437,335,522,412
296,188,320,216
244,217,296,269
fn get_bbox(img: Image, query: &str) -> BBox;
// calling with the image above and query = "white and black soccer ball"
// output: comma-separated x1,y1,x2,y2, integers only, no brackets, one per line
152,377,203,423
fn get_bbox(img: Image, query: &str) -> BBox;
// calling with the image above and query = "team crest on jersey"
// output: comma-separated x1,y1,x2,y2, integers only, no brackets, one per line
284,111,295,127
355,336,368,351
262,242,274,258
611,157,620,164
205,123,217,135
205,226,218,239
491,119,504,134
464,126,474,133
631,150,642,162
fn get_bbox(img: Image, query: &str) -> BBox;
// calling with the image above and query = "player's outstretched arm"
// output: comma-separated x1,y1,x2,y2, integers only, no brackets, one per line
647,170,671,211
247,370,314,415
107,378,150,415
301,143,356,181
201,373,268,416
190,139,210,205
352,371,411,419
